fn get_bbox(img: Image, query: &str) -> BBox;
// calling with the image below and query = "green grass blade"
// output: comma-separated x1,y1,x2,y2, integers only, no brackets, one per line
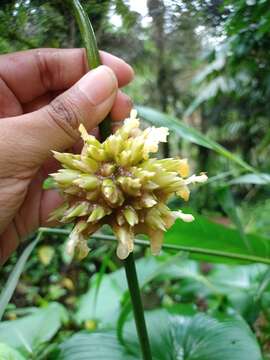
137,106,255,173
0,232,42,320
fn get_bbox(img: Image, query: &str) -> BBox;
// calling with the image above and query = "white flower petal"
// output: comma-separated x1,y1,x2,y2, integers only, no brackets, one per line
143,127,169,156
185,173,208,185
173,210,194,222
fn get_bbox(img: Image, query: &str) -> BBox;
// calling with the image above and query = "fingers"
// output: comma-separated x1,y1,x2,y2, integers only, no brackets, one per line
0,223,19,265
0,48,134,104
0,188,62,265
0,78,22,118
100,51,134,89
111,90,133,121
40,189,63,227
2,65,119,169
23,89,133,119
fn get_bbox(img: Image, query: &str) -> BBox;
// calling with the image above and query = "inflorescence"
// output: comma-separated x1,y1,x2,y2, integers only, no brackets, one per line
50,110,207,260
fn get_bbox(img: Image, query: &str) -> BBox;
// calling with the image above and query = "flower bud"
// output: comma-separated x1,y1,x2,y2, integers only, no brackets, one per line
48,203,69,222
148,229,163,256
101,179,124,206
117,149,132,167
63,201,89,220
123,206,139,226
73,174,100,190
51,169,80,186
75,239,90,260
177,186,190,201
132,193,157,209
103,134,123,159
52,151,80,168
145,207,166,231
88,205,109,223
100,163,116,177
72,159,98,173
114,226,134,259
87,145,107,162
66,220,88,257
117,176,141,196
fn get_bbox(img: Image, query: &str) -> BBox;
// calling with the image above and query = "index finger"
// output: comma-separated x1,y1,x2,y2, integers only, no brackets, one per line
0,48,134,104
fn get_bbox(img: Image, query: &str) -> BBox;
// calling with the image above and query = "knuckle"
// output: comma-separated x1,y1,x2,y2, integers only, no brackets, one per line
35,50,60,91
46,96,81,139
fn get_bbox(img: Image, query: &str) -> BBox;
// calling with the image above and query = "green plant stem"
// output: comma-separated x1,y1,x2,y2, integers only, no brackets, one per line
69,0,111,140
70,1,152,357
124,253,152,360
39,227,270,265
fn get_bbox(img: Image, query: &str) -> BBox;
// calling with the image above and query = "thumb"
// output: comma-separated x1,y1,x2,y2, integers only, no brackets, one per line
8,65,118,164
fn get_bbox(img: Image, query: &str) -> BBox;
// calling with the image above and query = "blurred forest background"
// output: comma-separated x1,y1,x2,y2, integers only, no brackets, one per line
1,1,270,359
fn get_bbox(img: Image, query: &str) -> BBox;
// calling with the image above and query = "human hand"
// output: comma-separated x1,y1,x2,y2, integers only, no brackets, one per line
0,48,134,264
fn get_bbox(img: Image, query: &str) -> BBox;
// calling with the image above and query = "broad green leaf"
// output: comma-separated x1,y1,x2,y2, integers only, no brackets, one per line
76,254,192,326
229,173,270,185
0,343,25,360
75,256,170,325
0,302,68,356
164,211,270,265
209,264,268,294
58,332,137,360
137,106,255,172
124,310,262,360
0,233,42,320
59,311,262,360
208,264,267,321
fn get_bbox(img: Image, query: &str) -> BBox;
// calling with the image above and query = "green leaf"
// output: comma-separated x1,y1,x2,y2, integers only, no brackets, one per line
0,302,68,355
124,310,262,360
0,232,42,320
75,256,166,325
0,343,26,360
137,106,255,172
208,263,267,321
229,173,270,185
216,186,251,251
58,332,137,360
164,211,270,265
76,254,189,326
59,311,262,360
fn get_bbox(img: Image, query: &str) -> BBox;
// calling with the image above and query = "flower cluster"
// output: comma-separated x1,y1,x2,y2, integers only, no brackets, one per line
50,110,207,260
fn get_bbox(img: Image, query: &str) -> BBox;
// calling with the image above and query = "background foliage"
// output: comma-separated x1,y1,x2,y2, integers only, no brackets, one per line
0,0,270,359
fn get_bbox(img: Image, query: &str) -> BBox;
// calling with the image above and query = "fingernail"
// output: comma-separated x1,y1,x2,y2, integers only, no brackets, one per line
78,65,117,106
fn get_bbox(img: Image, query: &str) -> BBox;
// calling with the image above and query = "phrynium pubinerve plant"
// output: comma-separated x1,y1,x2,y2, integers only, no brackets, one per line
48,1,207,359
